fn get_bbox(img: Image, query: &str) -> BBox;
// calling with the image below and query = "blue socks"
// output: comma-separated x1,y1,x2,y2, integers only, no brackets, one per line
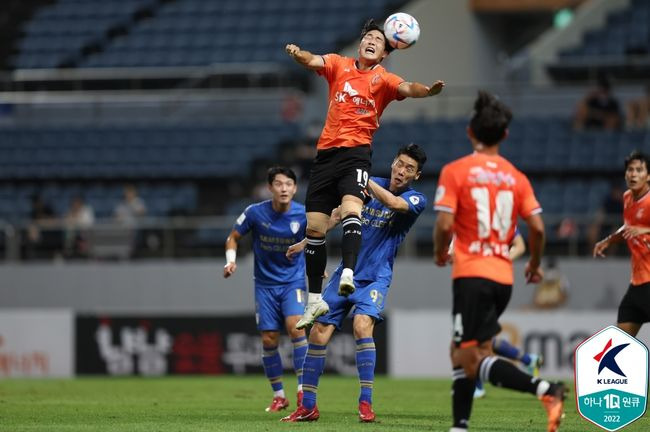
493,338,529,364
292,336,308,388
262,345,283,393
356,337,376,404
301,343,327,409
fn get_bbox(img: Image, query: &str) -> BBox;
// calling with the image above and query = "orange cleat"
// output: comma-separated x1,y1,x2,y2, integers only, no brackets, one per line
541,382,567,432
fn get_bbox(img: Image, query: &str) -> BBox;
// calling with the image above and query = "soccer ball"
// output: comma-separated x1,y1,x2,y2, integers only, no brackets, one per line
384,12,420,50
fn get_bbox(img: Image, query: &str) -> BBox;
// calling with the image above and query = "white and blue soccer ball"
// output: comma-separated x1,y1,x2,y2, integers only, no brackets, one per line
384,12,420,50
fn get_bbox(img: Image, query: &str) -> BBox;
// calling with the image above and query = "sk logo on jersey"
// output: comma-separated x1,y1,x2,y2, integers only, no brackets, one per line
335,81,359,103
343,81,358,96
575,325,648,431
290,221,300,234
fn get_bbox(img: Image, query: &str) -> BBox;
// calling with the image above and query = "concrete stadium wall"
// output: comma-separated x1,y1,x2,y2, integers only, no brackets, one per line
0,258,633,312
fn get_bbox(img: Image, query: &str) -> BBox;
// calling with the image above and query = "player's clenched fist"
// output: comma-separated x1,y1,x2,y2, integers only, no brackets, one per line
285,44,300,57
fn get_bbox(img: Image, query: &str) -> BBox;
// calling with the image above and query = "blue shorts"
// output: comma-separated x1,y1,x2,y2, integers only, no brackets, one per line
255,281,306,331
317,271,389,330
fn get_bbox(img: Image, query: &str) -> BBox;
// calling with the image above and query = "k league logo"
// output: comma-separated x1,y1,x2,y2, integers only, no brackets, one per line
575,326,648,431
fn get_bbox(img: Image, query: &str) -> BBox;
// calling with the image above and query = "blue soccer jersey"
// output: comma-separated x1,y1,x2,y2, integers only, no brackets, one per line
352,176,426,284
319,177,426,328
234,200,306,286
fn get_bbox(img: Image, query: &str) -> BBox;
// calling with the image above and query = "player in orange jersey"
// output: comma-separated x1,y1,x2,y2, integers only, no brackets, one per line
285,19,444,329
433,91,565,432
593,150,650,337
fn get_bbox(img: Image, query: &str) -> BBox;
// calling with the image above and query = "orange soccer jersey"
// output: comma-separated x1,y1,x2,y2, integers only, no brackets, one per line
623,189,650,285
315,54,404,150
434,152,542,285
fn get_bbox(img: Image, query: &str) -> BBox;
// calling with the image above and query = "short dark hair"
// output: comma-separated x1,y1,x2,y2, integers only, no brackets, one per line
361,19,394,53
267,166,297,184
396,143,427,171
469,90,513,146
624,150,649,170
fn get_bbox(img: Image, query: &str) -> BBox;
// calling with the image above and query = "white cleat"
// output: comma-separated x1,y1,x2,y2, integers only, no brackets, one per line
296,298,329,329
338,269,355,297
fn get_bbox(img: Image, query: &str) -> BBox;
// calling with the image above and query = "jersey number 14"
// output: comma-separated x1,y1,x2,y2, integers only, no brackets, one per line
470,187,513,241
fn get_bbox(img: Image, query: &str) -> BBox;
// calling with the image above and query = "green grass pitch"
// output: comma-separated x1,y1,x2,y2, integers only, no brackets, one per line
1,376,647,431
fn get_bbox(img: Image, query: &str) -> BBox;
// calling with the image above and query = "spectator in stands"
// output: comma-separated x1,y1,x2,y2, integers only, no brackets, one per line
63,196,94,258
625,84,650,130
573,75,622,131
114,184,147,226
587,183,624,252
114,184,148,257
25,193,58,259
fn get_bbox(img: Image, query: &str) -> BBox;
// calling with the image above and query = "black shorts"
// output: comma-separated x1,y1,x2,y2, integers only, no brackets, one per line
618,282,650,324
305,145,371,214
452,277,512,348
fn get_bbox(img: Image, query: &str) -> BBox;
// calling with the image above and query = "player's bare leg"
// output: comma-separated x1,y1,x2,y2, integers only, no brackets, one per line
617,321,641,337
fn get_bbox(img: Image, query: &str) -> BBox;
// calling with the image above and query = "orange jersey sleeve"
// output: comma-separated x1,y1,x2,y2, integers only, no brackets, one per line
623,190,650,285
315,55,404,150
434,153,542,285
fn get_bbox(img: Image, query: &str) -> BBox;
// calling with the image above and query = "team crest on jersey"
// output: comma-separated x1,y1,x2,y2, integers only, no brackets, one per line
637,208,645,220
371,74,381,86
409,195,420,205
290,221,300,234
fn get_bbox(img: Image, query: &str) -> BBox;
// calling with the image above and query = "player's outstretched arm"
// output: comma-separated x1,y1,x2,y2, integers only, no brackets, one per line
593,224,626,257
433,211,454,266
523,213,545,283
367,179,409,213
223,230,242,278
285,44,325,70
286,238,307,260
286,207,340,261
622,224,650,239
398,80,445,99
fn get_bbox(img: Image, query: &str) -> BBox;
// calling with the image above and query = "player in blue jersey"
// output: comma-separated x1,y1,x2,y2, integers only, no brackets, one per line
223,166,308,413
280,144,428,423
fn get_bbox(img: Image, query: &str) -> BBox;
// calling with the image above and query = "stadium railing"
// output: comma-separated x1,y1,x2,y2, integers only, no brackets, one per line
0,213,622,262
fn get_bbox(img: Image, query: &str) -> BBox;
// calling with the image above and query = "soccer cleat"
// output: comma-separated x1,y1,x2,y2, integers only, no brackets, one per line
541,382,567,432
297,390,303,407
473,386,486,399
280,405,320,422
526,354,544,377
296,298,329,329
338,271,355,297
265,396,289,412
358,401,376,422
